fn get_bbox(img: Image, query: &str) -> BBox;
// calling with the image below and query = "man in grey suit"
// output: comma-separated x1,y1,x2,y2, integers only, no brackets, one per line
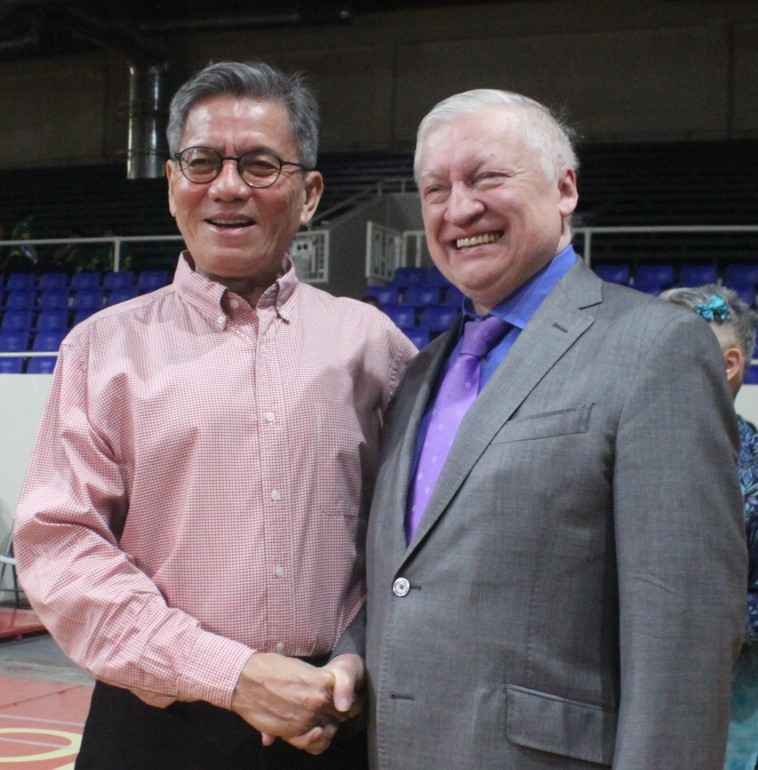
302,90,748,767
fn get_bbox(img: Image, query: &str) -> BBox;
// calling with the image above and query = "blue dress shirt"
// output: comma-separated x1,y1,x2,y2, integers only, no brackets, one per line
411,244,578,474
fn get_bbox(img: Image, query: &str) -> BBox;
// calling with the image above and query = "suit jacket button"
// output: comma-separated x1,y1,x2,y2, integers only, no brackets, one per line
392,577,410,597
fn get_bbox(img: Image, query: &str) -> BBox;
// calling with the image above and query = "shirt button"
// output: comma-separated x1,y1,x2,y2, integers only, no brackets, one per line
230,299,239,309
275,565,285,577
260,343,268,354
392,577,410,597
216,314,226,326
275,642,285,654
265,412,275,422
271,489,281,501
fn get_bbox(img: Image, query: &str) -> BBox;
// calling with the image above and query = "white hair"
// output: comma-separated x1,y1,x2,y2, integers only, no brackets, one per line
414,89,578,184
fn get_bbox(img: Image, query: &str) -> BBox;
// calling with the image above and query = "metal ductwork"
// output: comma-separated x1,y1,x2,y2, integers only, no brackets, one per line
126,62,170,179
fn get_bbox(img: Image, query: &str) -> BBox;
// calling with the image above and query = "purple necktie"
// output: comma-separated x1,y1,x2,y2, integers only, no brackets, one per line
405,315,508,541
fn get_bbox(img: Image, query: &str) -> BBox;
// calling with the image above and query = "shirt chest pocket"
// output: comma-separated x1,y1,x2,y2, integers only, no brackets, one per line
491,403,593,444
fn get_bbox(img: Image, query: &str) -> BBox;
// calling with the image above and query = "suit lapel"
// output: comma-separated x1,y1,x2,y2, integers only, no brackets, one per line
405,261,602,554
379,328,459,558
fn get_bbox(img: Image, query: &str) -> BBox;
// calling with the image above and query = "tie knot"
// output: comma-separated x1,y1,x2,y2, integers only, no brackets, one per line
460,316,508,359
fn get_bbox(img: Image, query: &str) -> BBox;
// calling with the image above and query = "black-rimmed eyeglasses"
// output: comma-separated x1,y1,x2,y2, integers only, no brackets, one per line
173,146,311,188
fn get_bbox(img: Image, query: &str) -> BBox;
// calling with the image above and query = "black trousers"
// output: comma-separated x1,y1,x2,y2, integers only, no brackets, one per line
76,681,369,770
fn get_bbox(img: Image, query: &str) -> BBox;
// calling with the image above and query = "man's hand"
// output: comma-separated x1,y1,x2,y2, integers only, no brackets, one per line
231,652,345,742
276,654,366,755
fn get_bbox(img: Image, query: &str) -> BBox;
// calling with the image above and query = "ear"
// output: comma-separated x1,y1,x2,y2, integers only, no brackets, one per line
724,345,745,396
299,170,324,227
557,167,579,218
166,160,177,218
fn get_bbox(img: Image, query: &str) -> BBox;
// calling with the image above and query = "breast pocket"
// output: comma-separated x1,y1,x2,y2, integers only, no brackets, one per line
491,403,593,444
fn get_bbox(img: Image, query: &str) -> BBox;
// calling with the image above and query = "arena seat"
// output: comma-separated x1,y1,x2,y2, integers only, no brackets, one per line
70,271,102,290
0,331,29,351
0,358,24,374
418,306,459,333
38,272,69,290
36,310,70,331
0,310,33,332
678,263,718,286
32,330,65,351
382,304,417,329
27,357,57,374
593,263,631,285
402,285,440,307
3,289,37,310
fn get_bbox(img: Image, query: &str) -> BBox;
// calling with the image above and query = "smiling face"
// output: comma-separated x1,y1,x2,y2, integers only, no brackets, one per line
166,94,323,303
417,105,578,314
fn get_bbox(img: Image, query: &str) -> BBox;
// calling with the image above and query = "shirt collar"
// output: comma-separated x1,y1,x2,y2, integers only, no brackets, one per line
462,244,578,330
173,251,300,320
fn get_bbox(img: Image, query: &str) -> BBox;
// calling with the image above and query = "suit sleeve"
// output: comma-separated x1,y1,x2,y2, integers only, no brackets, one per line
611,311,746,769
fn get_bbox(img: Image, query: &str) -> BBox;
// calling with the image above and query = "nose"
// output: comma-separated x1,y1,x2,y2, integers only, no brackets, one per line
444,182,484,225
208,158,251,200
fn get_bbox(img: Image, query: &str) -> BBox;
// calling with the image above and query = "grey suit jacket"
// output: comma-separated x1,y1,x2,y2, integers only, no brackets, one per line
338,260,746,769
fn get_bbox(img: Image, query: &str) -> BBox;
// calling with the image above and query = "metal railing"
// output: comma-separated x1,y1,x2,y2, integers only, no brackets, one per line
365,223,758,282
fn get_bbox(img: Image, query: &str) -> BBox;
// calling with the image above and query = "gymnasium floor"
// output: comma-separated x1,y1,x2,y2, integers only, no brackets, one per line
0,607,93,768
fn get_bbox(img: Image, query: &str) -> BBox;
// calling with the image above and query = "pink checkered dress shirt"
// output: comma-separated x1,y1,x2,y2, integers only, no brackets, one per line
14,253,416,709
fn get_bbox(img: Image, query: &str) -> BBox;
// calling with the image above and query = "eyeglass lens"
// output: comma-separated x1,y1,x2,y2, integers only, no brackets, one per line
178,148,284,186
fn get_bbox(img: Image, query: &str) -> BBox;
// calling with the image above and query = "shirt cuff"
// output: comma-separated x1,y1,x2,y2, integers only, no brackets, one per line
178,630,255,709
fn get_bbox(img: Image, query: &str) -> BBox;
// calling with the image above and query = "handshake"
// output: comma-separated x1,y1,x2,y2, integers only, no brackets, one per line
134,651,365,755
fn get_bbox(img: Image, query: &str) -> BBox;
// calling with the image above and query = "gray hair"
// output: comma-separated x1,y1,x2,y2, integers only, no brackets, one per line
166,61,320,168
414,89,578,184
660,283,758,362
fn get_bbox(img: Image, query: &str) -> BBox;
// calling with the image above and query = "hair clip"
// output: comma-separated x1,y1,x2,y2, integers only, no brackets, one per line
694,295,731,322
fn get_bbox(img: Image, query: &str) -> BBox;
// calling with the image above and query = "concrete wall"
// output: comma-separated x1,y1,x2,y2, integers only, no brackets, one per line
1,0,758,169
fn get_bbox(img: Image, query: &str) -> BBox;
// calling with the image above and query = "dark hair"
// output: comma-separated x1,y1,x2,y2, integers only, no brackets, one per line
166,61,319,168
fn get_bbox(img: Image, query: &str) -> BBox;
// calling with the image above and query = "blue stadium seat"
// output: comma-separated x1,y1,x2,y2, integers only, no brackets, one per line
632,281,663,296
4,273,35,291
103,270,135,290
38,272,69,290
70,271,101,290
440,286,465,307
363,284,398,306
593,263,631,285
73,309,97,325
0,357,24,374
0,331,30,351
36,310,70,331
137,270,170,292
423,267,451,287
392,267,427,289
32,330,65,351
418,306,459,332
3,289,37,310
107,287,140,305
635,264,674,287
38,289,70,311
71,288,105,312
402,285,440,307
678,263,718,286
382,304,417,329
0,310,33,332
404,328,431,348
727,282,756,307
27,357,58,374
724,264,758,288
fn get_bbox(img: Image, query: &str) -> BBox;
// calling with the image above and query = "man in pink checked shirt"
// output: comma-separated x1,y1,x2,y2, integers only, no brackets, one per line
13,60,416,769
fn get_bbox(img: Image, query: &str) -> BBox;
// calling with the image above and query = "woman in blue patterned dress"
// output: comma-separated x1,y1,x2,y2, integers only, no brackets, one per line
661,284,758,770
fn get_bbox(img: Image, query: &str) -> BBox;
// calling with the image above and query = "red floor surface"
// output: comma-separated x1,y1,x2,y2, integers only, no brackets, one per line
0,674,92,768
0,609,45,641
